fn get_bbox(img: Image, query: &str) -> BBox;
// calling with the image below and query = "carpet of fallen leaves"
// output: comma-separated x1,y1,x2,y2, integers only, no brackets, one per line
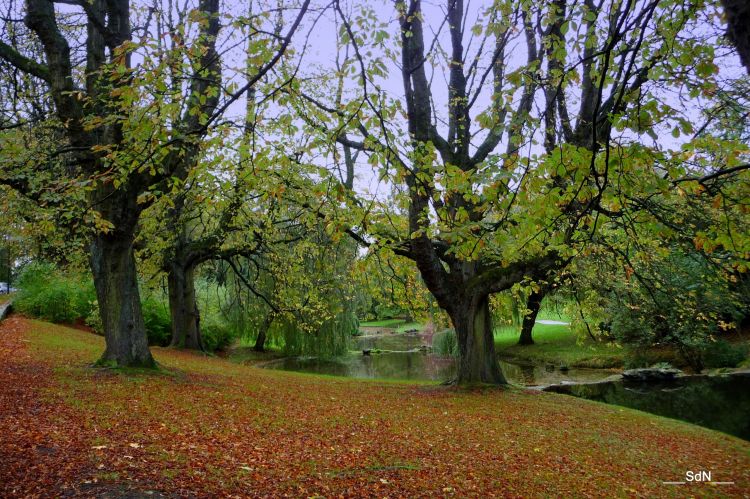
1,316,749,498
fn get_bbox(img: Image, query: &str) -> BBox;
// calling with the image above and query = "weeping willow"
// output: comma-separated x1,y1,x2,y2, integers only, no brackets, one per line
203,226,362,357
275,306,357,358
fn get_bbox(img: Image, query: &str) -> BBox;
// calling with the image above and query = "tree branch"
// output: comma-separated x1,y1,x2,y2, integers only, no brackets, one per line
0,41,50,82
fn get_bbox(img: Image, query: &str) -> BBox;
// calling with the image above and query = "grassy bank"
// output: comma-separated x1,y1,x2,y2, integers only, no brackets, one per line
359,318,407,328
494,324,626,368
1,316,748,496
495,322,750,370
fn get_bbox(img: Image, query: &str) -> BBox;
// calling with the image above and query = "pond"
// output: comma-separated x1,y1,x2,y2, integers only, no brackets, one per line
260,329,615,386
546,373,750,441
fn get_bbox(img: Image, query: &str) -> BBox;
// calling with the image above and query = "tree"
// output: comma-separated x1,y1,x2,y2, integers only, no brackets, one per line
294,0,741,384
518,286,548,346
0,0,310,366
0,0,222,366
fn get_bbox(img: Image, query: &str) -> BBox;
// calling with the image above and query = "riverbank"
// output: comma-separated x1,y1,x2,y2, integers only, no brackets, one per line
2,316,748,496
544,369,750,440
494,323,627,368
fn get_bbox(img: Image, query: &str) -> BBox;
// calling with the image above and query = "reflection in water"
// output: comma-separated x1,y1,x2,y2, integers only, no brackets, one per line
263,352,457,382
261,331,614,386
546,373,750,441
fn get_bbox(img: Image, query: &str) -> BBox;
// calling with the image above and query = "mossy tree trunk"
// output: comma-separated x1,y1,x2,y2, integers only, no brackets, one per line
89,202,154,368
168,261,203,350
452,294,506,384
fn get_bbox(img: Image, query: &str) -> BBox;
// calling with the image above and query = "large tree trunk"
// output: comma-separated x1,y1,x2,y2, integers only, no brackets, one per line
168,262,203,350
722,0,750,74
452,295,506,385
90,233,155,368
519,288,545,346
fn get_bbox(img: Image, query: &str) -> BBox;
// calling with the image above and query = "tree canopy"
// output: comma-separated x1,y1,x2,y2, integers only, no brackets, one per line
0,0,747,385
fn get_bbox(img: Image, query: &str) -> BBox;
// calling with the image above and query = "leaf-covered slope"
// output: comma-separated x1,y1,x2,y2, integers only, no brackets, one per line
1,316,748,497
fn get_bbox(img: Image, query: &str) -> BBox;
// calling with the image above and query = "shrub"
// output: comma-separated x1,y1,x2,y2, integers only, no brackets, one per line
141,297,171,346
623,355,649,369
702,340,748,368
15,262,95,323
201,317,236,351
84,296,170,346
17,262,174,347
432,329,459,357
605,251,746,371
85,301,103,334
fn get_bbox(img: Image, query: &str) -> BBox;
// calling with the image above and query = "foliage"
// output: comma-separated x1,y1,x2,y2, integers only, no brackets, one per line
14,262,95,324
702,340,749,369
357,251,433,322
490,292,523,328
85,292,172,348
432,329,459,357
140,297,171,348
200,316,237,352
604,250,748,370
15,261,179,347
277,307,357,358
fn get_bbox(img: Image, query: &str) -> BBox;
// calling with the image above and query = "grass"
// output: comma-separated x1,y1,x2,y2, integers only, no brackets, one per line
224,345,286,365
360,319,424,333
359,318,407,328
394,322,423,333
495,323,626,368
2,316,749,497
0,292,13,305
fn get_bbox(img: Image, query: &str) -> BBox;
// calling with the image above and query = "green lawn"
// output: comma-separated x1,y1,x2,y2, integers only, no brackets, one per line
359,318,407,328
360,320,424,333
494,323,626,368
394,322,423,333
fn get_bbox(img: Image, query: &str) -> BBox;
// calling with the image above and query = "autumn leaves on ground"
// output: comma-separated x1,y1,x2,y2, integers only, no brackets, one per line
1,316,748,498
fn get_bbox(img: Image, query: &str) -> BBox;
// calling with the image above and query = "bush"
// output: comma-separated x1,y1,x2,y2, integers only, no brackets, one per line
623,355,649,369
85,301,103,333
15,262,95,323
201,317,236,351
141,297,171,346
17,262,175,347
432,329,459,357
84,297,170,346
605,251,746,371
702,340,748,368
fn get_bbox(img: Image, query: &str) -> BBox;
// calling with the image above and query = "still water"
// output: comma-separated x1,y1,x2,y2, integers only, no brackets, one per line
546,373,750,441
261,331,613,386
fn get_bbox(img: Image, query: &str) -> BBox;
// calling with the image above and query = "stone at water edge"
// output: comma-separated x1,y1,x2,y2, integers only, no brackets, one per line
622,367,682,381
